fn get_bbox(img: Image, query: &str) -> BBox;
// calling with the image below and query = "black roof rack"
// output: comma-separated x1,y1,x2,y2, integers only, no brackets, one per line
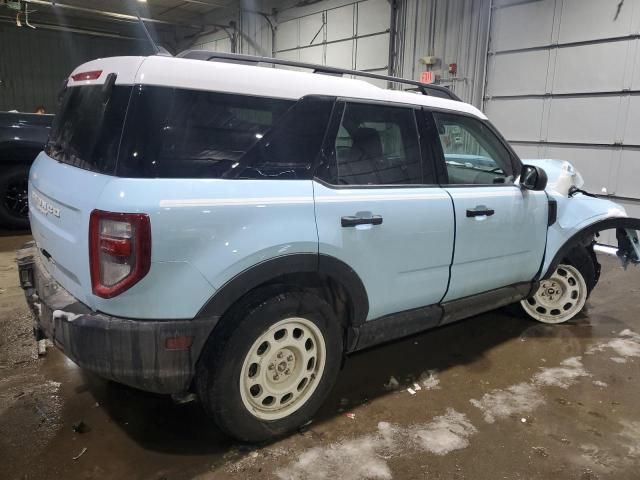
176,50,461,102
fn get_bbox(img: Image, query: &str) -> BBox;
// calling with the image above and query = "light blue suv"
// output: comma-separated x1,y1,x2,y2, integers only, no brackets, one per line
17,51,640,442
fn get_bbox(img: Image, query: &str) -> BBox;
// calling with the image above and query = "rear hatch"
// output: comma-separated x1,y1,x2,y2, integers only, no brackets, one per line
29,58,142,307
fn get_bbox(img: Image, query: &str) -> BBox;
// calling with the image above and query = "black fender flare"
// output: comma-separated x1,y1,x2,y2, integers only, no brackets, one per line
541,217,640,280
196,253,369,326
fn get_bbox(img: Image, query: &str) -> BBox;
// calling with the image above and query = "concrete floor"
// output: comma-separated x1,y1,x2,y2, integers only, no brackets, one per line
1,233,639,480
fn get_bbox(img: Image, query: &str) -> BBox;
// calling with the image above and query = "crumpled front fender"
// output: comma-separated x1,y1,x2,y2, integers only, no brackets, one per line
541,191,640,278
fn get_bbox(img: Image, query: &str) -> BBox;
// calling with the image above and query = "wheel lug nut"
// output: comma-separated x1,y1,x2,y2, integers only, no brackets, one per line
274,374,279,380
285,369,290,375
277,352,283,359
287,355,293,361
268,364,274,370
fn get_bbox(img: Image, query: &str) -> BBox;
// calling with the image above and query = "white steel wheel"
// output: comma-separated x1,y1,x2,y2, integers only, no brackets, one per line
521,264,588,324
239,317,327,421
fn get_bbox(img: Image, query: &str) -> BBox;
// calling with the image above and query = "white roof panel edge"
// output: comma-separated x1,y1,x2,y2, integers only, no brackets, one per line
70,56,487,119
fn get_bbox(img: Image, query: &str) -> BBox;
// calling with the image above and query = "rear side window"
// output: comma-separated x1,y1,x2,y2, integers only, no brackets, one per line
230,96,335,179
117,86,325,179
323,102,424,186
46,85,131,174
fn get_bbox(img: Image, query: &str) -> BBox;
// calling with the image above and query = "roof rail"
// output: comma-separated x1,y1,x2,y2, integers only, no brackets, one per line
176,50,461,102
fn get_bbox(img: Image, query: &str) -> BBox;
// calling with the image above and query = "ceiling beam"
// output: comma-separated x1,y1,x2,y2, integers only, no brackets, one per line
0,15,146,40
181,0,228,6
22,0,205,28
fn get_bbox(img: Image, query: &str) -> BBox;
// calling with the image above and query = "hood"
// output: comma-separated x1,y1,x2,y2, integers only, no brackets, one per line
522,159,585,197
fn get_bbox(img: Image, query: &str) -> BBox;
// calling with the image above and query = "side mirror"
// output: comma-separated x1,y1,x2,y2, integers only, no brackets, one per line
520,164,548,191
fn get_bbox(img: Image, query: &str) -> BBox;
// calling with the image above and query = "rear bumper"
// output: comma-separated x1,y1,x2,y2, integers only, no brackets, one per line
16,242,218,394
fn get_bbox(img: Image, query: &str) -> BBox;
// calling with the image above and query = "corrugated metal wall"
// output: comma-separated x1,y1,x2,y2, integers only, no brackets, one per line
0,25,149,113
191,0,392,87
188,0,491,102
484,0,640,243
395,0,491,107
273,0,391,86
190,0,274,55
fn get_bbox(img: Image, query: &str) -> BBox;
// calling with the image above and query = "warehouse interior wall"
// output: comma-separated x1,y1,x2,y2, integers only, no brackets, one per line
395,0,490,107
0,25,151,113
189,0,491,106
484,0,640,242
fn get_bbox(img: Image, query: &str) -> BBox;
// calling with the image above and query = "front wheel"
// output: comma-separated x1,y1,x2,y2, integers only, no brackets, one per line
196,289,343,442
520,264,588,324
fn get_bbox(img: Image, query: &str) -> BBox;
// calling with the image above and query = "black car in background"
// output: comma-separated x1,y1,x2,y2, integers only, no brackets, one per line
0,112,53,229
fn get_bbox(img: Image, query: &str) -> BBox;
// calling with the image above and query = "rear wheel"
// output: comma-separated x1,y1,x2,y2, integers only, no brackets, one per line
0,165,30,230
196,289,343,442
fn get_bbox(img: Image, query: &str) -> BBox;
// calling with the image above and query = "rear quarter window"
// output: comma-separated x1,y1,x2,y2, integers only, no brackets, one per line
117,87,332,179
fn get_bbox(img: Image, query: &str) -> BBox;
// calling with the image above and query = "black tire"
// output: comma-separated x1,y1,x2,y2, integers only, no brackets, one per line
196,288,343,442
564,243,600,297
0,165,30,230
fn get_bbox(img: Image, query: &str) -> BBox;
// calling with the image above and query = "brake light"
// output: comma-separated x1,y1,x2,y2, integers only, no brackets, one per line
71,70,103,81
89,210,151,298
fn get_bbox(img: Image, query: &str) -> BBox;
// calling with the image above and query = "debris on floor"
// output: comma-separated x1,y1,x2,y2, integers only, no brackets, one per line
72,447,87,461
72,420,90,434
37,339,47,356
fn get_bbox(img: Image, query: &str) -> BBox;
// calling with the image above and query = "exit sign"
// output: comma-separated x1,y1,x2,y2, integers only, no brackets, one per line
420,71,435,84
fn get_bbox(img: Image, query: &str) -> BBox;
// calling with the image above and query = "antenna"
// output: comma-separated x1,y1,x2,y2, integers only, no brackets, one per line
136,12,160,55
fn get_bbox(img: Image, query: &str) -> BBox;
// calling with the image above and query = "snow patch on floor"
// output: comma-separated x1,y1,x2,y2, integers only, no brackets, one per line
610,357,627,364
276,409,475,479
471,356,591,423
276,435,393,480
586,329,640,359
418,370,440,390
469,382,544,423
533,356,590,388
592,380,608,388
618,421,640,458
408,408,476,455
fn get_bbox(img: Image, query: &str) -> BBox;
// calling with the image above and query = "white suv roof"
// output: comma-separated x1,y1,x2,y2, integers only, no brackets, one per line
68,54,487,120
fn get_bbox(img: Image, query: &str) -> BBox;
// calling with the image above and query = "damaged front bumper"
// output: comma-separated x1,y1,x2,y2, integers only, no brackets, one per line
16,242,218,394
617,228,640,268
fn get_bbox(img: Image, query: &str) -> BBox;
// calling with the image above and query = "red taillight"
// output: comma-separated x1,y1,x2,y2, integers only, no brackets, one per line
71,70,103,81
89,210,151,299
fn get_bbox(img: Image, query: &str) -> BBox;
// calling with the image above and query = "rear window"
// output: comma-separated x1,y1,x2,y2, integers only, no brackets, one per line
46,85,131,174
117,86,301,179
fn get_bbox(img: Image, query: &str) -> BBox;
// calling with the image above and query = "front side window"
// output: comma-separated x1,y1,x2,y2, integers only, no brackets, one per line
433,112,515,185
324,102,424,186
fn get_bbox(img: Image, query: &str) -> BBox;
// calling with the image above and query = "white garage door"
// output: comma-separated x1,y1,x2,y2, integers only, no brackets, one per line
484,0,640,240
275,0,391,86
